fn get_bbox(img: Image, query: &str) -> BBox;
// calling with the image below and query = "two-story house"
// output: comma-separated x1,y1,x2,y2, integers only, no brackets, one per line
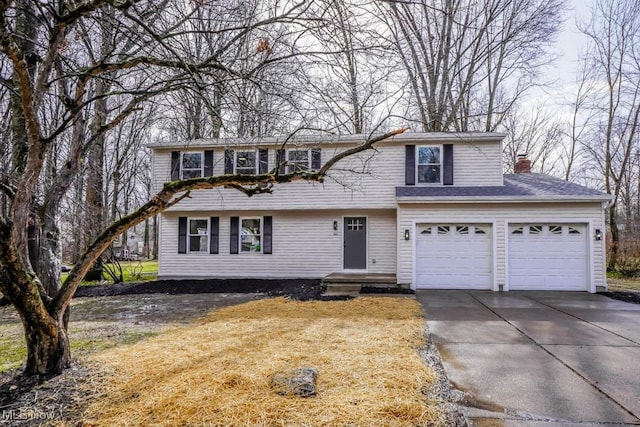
149,132,611,292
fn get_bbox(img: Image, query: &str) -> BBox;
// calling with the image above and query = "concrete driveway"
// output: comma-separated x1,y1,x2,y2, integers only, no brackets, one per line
417,291,640,426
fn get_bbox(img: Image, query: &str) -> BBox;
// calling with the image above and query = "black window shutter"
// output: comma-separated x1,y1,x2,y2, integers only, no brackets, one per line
171,151,180,181
259,148,268,174
276,149,286,174
405,145,415,185
204,150,214,177
263,216,272,254
443,144,453,185
311,148,321,170
230,216,239,254
209,217,219,254
178,217,187,254
224,149,234,174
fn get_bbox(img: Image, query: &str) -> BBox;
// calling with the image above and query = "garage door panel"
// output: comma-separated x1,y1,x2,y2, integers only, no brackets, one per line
416,223,492,290
508,223,587,291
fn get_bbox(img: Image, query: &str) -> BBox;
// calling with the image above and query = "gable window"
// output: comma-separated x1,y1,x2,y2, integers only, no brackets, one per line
236,151,257,175
287,150,310,173
417,146,441,184
240,218,262,253
188,218,209,252
181,152,203,179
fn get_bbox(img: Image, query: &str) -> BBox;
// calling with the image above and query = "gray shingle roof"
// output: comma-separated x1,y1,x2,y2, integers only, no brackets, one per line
396,173,610,201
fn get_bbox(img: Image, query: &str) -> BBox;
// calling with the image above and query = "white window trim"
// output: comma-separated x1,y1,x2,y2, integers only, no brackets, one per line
416,145,442,185
286,149,311,173
181,151,204,180
187,217,209,253
240,216,263,254
234,150,258,175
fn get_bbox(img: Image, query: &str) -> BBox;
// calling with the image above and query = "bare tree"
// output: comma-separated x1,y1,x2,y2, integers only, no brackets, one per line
577,0,640,270
381,0,564,132
298,0,399,134
0,0,404,376
502,103,564,175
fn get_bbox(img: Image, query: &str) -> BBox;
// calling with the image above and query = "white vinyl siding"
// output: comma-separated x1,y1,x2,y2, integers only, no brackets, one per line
159,210,396,278
453,142,503,186
152,139,503,212
397,203,606,292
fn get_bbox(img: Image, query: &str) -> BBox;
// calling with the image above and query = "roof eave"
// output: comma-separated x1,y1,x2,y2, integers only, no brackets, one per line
146,132,507,150
395,196,611,204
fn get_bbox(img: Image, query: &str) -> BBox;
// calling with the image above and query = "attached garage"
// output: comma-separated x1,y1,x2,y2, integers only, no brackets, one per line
508,223,588,291
415,223,493,289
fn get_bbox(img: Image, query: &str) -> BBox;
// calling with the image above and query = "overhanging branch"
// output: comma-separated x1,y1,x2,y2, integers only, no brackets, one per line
50,128,408,314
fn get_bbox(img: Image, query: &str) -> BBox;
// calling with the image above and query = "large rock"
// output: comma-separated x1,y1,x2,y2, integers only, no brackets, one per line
269,367,318,397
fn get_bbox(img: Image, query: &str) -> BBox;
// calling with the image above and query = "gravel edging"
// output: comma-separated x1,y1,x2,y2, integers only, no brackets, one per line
420,329,467,426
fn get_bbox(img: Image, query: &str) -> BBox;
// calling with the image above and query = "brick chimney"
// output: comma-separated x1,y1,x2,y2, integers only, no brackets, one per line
515,153,531,173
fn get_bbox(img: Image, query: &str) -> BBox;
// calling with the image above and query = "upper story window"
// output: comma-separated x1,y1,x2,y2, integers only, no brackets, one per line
287,150,310,173
181,152,203,179
236,151,257,175
417,146,441,184
171,150,213,181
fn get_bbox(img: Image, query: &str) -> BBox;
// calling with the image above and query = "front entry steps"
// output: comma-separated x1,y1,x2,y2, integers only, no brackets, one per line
322,273,408,297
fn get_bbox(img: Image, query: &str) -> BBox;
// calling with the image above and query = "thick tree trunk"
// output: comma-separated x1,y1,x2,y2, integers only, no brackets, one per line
23,316,70,375
38,212,62,296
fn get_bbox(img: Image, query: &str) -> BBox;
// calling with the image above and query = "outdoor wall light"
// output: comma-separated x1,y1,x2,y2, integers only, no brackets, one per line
333,220,338,231
404,229,410,240
594,228,602,241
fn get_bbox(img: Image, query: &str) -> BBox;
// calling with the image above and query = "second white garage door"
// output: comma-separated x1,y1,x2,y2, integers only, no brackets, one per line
508,224,588,291
415,224,492,289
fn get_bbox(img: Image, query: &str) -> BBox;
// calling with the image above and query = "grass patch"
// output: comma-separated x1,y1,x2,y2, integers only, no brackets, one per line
70,331,159,356
62,260,158,285
0,338,26,372
0,322,158,373
607,277,640,292
86,297,441,426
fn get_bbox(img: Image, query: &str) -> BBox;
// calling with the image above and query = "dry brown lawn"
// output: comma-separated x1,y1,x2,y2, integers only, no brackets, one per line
84,297,441,426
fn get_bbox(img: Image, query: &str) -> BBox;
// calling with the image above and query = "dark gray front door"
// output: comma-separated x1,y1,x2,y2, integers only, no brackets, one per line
344,217,367,270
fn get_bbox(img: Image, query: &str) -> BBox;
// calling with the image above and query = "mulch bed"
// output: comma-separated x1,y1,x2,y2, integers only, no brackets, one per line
74,278,325,300
73,279,416,301
599,291,640,304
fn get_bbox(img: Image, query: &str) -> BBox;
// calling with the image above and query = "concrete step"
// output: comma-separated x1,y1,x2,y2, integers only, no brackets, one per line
324,283,362,293
321,290,360,298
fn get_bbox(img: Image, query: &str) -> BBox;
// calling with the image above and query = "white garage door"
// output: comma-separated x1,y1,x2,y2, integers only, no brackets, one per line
415,224,492,289
508,224,588,291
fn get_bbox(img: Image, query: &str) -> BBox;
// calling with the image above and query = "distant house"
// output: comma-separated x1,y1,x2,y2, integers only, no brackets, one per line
149,132,610,292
